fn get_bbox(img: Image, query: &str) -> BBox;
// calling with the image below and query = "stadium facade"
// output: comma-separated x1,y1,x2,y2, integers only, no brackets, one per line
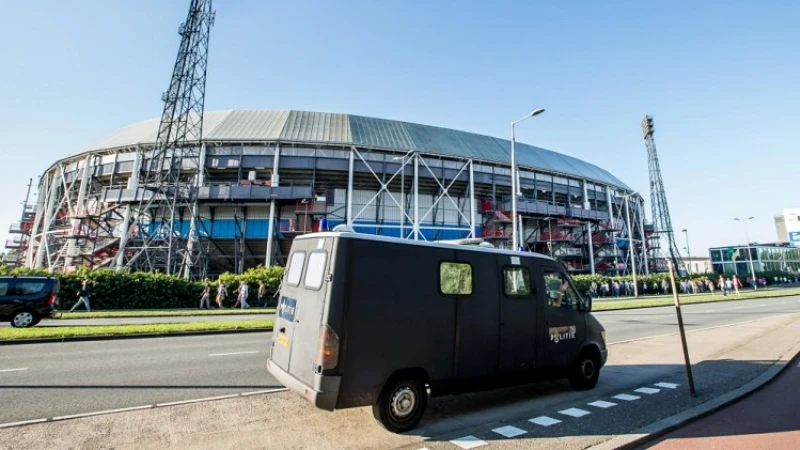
8,110,655,277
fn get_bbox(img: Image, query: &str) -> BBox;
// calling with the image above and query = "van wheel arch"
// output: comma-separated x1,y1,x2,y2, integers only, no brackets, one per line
372,368,430,433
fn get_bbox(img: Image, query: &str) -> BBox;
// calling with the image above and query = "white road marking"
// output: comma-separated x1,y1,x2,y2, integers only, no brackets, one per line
492,425,527,438
588,400,617,409
706,310,717,313
734,307,744,310
156,394,240,407
760,304,768,307
614,394,641,401
635,387,661,395
52,405,153,421
0,368,28,373
655,382,680,389
530,416,562,426
240,388,288,396
450,436,488,449
208,351,259,357
778,302,787,305
0,418,48,429
559,408,591,418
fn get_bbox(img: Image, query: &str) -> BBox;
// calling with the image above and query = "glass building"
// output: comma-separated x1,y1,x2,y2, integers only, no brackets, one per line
709,244,800,275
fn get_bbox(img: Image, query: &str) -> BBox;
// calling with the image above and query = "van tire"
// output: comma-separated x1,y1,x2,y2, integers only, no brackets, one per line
372,377,427,433
568,348,600,391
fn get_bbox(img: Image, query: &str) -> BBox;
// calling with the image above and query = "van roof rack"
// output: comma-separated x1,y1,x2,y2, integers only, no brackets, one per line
435,238,495,248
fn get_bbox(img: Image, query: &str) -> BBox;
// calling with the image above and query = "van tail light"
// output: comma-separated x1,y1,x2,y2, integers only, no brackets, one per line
316,323,340,370
47,292,56,306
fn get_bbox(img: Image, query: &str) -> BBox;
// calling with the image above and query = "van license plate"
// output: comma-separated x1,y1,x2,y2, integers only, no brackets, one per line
277,334,290,347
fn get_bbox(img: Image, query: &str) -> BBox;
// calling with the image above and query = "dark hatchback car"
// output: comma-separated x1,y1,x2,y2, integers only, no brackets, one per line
0,276,60,327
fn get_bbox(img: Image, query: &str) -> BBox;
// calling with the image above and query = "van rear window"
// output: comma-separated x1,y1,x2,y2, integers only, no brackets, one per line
18,282,47,295
286,252,306,286
304,251,327,290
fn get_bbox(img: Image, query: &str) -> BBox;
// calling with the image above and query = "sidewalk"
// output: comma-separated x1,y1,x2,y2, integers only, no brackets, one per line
1,313,798,450
640,352,800,450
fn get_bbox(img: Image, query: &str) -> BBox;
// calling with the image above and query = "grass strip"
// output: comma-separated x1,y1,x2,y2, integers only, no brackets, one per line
58,308,276,320
594,288,800,311
0,319,273,341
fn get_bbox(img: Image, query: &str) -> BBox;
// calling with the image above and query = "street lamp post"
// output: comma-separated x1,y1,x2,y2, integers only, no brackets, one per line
682,228,692,274
511,108,545,251
623,191,639,297
734,217,758,290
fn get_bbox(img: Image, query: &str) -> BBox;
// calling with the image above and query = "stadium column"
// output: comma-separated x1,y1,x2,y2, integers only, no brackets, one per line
469,160,476,238
606,187,620,276
265,143,281,267
347,147,354,227
183,143,206,278
639,196,649,274
584,180,595,274
27,172,51,268
34,168,61,269
115,147,143,269
413,152,420,240
64,154,93,269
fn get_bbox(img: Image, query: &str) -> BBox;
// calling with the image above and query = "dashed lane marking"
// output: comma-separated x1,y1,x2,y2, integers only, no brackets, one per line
614,394,641,401
529,416,562,427
655,382,680,389
558,407,591,418
0,368,28,373
52,405,153,421
208,350,259,357
635,387,661,395
450,436,488,449
492,425,527,438
588,400,617,409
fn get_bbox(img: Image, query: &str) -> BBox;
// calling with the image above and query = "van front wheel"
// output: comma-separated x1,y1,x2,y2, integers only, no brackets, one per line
372,377,427,433
568,350,600,391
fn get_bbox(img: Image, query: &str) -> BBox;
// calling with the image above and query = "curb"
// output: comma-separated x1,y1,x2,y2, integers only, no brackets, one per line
0,327,273,346
594,291,800,312
587,336,800,450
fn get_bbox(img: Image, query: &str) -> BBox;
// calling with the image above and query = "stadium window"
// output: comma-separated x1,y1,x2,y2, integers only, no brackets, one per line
503,266,532,296
440,262,473,295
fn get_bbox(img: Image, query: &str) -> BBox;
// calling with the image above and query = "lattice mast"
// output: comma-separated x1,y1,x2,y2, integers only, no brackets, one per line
641,115,684,273
120,0,215,277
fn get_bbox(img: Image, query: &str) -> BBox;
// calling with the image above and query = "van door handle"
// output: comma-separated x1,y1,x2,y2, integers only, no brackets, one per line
279,327,285,334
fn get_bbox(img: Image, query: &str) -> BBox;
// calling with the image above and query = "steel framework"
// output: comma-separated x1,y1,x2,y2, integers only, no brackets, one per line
115,0,215,278
642,115,684,274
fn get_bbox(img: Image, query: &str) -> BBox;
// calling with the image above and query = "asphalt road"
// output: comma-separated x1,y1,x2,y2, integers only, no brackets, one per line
1,294,799,425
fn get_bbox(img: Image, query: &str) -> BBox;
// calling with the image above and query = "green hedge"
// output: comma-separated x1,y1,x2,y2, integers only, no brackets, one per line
0,265,285,310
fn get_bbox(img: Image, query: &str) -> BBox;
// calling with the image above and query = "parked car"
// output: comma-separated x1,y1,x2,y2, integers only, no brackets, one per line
0,276,60,328
267,229,607,433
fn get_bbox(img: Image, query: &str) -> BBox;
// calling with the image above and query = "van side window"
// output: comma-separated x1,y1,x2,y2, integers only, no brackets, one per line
543,271,580,310
503,266,531,296
304,251,328,290
18,282,46,295
286,251,306,286
440,262,473,295
0,281,9,296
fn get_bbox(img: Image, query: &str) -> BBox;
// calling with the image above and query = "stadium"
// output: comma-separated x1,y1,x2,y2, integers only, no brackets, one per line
10,110,650,277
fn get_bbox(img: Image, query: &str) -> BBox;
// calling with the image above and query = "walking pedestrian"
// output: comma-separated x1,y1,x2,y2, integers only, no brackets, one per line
233,280,250,309
69,279,93,312
732,275,741,296
199,280,211,309
257,281,267,308
719,276,727,296
216,279,227,308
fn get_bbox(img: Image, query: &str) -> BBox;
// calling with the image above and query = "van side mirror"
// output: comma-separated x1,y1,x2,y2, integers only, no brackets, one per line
579,295,593,312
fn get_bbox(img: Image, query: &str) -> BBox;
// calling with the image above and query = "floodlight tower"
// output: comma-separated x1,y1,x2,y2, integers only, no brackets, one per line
115,0,215,277
642,115,684,274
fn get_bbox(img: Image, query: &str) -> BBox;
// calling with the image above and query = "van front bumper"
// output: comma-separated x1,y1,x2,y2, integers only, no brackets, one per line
267,359,341,411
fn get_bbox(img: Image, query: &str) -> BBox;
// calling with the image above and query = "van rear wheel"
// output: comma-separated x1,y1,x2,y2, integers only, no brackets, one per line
372,377,427,433
568,349,600,391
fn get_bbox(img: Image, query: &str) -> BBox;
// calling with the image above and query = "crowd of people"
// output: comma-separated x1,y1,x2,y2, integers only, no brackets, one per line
587,274,800,298
198,279,272,309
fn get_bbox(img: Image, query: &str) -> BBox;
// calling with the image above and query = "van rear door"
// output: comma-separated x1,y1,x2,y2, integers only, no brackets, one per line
271,236,334,387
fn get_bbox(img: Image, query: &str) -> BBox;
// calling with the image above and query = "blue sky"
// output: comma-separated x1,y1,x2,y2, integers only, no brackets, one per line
1,0,798,257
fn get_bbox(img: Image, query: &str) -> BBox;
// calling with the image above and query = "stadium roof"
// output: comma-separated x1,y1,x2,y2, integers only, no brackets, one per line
79,110,630,189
